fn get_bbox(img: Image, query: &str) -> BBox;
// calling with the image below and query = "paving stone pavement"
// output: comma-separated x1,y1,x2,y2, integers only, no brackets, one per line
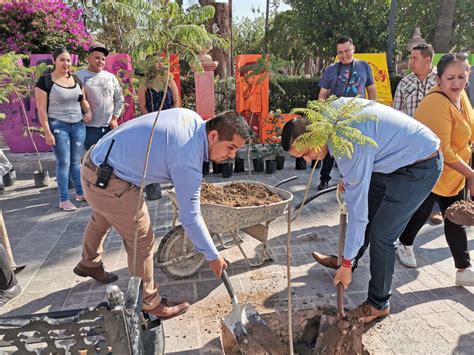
0,158,473,354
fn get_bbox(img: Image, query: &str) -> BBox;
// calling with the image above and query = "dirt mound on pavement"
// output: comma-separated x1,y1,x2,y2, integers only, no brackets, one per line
446,200,474,226
201,182,282,207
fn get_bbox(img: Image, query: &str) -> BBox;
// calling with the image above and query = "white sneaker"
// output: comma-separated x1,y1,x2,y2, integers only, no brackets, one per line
455,267,474,287
397,243,417,268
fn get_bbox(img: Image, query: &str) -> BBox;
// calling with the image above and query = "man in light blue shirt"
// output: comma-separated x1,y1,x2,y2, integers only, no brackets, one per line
74,108,252,320
281,98,442,323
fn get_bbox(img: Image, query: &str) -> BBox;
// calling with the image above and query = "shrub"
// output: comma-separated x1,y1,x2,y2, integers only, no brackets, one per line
180,75,321,114
0,0,92,56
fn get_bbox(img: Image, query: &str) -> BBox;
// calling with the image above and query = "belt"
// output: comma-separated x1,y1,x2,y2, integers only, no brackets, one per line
83,154,97,171
413,150,439,164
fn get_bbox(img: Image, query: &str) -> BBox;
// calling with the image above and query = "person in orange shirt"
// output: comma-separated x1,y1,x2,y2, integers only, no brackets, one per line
398,53,474,286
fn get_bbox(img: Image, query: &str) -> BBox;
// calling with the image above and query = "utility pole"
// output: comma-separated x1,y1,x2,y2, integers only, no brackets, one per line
264,0,270,52
387,0,398,75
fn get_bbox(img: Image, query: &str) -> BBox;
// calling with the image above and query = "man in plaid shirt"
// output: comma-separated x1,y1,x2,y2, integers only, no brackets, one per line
393,43,437,117
392,43,442,228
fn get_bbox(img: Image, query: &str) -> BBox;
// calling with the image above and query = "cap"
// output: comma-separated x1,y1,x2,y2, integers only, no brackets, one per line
88,43,109,56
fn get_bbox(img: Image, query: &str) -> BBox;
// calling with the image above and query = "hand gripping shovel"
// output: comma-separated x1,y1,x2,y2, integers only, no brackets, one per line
314,192,364,355
220,270,284,354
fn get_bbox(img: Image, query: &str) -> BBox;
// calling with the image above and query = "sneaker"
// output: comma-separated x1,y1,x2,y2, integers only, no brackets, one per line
455,267,474,287
430,211,443,224
0,285,23,308
59,200,77,211
347,301,389,324
75,195,86,202
397,243,417,268
318,181,329,191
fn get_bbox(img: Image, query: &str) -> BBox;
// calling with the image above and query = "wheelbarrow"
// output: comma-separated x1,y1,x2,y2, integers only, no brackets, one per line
154,178,295,279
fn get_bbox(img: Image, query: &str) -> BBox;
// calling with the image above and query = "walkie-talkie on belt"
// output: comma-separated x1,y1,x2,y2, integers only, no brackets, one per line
95,139,115,189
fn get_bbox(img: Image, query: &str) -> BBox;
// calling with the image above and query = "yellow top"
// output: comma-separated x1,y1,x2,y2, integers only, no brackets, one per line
414,87,474,197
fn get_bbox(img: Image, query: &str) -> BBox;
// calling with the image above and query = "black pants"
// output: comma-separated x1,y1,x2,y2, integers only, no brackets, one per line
320,154,335,183
399,191,471,269
0,244,17,290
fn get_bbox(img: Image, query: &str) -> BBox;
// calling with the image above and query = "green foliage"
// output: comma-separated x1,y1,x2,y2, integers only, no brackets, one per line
269,76,319,112
0,52,48,109
232,12,265,56
285,0,473,58
285,0,390,61
266,10,309,74
179,76,320,114
98,1,228,71
292,98,378,159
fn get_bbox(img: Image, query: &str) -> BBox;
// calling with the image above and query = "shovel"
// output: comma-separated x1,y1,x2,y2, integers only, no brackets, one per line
313,193,364,355
220,270,284,354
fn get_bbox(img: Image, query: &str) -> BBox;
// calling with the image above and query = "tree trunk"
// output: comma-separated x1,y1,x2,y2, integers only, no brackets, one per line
200,0,231,78
433,0,456,52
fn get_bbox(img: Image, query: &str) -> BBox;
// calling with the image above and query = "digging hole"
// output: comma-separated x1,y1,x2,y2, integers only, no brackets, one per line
223,307,369,354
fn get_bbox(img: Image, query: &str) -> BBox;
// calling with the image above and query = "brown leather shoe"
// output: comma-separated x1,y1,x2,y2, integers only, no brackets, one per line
73,263,118,284
312,252,338,269
347,301,389,324
147,297,190,320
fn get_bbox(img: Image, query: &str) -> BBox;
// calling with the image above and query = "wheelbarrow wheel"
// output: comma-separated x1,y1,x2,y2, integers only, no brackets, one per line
155,226,206,280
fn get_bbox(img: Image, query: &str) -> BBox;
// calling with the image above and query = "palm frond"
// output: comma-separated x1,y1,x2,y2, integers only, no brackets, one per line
292,98,379,159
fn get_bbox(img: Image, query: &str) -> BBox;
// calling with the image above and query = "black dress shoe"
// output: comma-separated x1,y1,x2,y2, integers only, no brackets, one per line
317,181,329,191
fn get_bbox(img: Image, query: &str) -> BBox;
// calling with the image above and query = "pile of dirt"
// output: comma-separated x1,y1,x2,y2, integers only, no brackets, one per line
201,182,282,207
445,200,474,226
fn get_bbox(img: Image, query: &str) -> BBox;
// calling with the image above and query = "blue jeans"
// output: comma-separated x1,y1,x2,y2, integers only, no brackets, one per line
84,126,111,151
49,118,85,202
364,155,442,310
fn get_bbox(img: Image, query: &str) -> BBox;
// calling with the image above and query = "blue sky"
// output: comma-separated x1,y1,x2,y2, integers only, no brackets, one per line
184,1,291,19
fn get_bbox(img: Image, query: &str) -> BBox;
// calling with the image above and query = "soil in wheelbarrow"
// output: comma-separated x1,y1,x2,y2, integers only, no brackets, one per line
445,200,474,225
201,182,282,207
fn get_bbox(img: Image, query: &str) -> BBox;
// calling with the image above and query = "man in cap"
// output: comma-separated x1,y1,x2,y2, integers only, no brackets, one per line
76,43,125,150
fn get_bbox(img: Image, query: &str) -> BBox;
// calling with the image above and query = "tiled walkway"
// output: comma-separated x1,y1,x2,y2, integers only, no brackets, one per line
0,160,473,354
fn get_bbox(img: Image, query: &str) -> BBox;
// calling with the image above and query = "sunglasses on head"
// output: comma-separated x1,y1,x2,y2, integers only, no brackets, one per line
412,43,429,50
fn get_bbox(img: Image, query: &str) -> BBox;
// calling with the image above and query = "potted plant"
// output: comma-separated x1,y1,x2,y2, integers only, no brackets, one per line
0,52,50,187
251,144,264,172
221,158,233,178
212,161,222,174
202,161,210,175
262,109,286,172
234,151,245,173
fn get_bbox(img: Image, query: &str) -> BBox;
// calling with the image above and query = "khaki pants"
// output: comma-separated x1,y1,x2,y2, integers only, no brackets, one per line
79,150,161,311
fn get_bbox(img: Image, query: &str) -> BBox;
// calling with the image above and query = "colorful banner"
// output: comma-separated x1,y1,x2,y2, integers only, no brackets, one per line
353,53,393,106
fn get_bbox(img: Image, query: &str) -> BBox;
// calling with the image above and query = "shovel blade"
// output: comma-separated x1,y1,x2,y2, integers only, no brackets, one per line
314,315,364,355
221,304,284,355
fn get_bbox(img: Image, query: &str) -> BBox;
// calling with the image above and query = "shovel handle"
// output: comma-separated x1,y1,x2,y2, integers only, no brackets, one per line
337,283,345,319
221,270,239,305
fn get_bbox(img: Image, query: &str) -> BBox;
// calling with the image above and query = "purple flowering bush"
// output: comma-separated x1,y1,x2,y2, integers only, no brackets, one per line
0,0,92,55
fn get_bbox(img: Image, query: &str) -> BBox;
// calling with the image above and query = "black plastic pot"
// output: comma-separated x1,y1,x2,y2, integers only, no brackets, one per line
212,162,222,174
252,158,264,172
276,156,285,170
2,168,16,187
311,160,321,168
295,157,307,170
202,161,210,175
234,158,245,173
145,183,162,200
265,160,277,174
221,163,233,178
34,170,50,188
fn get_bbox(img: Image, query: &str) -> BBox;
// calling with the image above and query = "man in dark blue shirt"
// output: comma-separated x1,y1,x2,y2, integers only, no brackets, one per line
317,36,377,191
